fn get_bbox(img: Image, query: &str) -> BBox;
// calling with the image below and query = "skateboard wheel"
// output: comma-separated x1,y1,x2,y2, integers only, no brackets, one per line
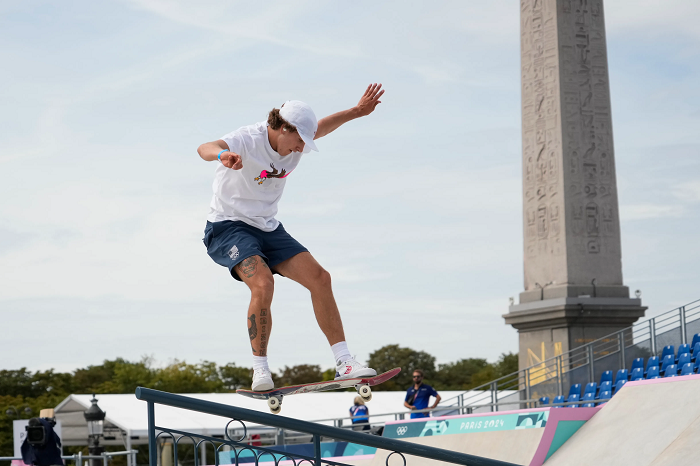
267,397,281,412
358,385,372,401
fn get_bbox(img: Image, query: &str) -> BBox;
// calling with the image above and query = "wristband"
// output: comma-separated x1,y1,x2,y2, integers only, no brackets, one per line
218,149,227,162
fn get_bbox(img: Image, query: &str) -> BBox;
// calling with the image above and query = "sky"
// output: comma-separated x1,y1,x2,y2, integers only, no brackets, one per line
1,0,699,375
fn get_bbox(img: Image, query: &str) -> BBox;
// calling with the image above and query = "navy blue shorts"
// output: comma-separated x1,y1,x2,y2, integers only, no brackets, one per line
203,221,308,281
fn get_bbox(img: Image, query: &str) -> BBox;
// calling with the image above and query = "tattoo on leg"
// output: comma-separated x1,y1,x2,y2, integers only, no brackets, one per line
249,314,258,354
240,257,258,278
259,308,268,357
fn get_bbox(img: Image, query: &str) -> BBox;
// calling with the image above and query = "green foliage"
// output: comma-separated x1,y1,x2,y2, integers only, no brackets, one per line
0,349,522,457
368,344,436,391
433,358,489,390
274,364,324,386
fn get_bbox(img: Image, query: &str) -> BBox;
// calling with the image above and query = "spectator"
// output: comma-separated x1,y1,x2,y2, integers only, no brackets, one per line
404,369,441,419
349,396,370,431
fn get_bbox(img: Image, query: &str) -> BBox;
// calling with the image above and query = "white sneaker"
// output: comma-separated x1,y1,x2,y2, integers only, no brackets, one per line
252,369,274,391
335,357,377,380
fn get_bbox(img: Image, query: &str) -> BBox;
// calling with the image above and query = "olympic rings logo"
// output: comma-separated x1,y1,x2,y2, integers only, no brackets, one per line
396,426,408,436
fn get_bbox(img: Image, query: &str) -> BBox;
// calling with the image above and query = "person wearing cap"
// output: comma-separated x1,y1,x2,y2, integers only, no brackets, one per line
197,84,384,391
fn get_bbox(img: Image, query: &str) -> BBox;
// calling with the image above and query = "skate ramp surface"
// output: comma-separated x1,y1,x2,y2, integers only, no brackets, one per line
543,374,700,465
371,409,550,465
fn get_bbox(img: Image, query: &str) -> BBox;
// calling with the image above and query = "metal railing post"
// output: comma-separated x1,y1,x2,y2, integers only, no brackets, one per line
557,355,563,397
619,331,626,369
147,403,157,466
650,318,657,355
525,369,531,409
588,344,595,382
314,434,321,466
490,382,496,412
680,306,687,344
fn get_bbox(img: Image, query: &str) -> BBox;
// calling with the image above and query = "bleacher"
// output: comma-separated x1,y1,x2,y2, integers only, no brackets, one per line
538,332,700,407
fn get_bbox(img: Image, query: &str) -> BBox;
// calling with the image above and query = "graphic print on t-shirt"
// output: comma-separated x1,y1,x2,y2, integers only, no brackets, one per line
255,163,292,185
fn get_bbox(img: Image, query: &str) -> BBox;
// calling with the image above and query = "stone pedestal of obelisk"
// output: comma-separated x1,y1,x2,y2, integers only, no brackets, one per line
503,0,646,372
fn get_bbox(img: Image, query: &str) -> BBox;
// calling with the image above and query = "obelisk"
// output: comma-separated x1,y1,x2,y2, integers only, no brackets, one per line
504,0,646,372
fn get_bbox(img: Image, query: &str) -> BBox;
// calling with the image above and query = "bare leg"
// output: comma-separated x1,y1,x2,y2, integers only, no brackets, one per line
235,256,275,356
272,252,345,345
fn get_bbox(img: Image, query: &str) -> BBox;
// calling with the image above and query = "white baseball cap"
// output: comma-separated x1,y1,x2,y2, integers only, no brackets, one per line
279,100,319,152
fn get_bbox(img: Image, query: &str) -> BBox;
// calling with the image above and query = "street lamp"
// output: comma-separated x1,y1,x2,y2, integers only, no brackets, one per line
83,394,106,466
5,406,33,418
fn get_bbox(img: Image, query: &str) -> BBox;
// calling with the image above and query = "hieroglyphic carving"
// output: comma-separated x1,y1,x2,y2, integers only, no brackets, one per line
522,0,623,289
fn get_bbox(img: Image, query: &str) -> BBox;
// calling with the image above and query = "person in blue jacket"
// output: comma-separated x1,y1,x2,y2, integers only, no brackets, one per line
404,369,441,419
349,396,370,431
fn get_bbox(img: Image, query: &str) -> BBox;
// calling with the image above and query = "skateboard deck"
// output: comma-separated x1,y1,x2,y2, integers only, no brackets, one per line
237,368,400,413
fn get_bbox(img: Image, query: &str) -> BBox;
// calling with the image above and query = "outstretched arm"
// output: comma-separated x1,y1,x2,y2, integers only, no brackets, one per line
314,83,384,140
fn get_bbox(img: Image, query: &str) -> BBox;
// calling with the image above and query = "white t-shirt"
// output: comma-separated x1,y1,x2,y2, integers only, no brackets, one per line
207,121,308,232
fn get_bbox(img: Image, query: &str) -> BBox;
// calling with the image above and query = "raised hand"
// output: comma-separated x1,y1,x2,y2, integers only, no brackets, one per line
221,151,243,170
355,83,384,117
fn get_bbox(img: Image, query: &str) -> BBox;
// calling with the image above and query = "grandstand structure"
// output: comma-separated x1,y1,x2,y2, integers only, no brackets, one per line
441,298,700,413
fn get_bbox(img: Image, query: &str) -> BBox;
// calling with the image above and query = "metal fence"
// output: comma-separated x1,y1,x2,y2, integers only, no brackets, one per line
135,387,519,466
440,298,700,413
0,450,137,466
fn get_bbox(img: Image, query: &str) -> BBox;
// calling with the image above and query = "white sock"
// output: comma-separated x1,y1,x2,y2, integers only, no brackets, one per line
252,355,269,372
332,341,352,365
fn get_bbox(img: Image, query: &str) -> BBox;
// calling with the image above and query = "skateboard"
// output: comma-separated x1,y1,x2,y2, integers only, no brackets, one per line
236,368,401,414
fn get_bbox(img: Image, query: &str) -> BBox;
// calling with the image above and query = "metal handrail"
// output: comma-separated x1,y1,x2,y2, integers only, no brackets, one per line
135,387,519,466
440,298,700,411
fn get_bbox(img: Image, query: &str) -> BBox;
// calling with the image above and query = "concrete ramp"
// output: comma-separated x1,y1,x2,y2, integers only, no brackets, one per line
368,409,551,465
544,374,700,465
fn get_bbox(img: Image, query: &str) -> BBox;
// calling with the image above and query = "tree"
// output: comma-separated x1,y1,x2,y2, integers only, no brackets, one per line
367,345,436,391
275,365,324,387
219,363,252,391
434,358,489,390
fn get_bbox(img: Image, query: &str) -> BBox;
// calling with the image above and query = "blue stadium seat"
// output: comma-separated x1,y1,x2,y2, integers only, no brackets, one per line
566,394,580,408
613,379,627,394
552,395,565,408
661,345,675,361
660,354,675,371
677,344,691,363
692,343,700,361
632,377,644,382
646,366,660,379
599,370,613,385
614,369,628,386
581,393,595,407
645,357,659,376
691,333,700,351
630,367,644,381
598,380,613,395
598,391,612,404
680,363,694,376
568,383,582,398
664,364,678,377
539,396,550,405
630,357,644,373
678,352,691,368
584,382,597,396
695,358,700,373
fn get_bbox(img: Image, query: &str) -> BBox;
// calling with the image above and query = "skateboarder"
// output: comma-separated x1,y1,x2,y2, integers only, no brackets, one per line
198,84,385,391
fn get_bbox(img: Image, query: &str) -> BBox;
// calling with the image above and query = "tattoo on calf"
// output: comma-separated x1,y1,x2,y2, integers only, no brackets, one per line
248,314,258,353
259,308,269,357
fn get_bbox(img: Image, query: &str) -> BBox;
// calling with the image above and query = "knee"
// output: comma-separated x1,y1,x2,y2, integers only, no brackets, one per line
249,276,274,299
308,267,332,291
